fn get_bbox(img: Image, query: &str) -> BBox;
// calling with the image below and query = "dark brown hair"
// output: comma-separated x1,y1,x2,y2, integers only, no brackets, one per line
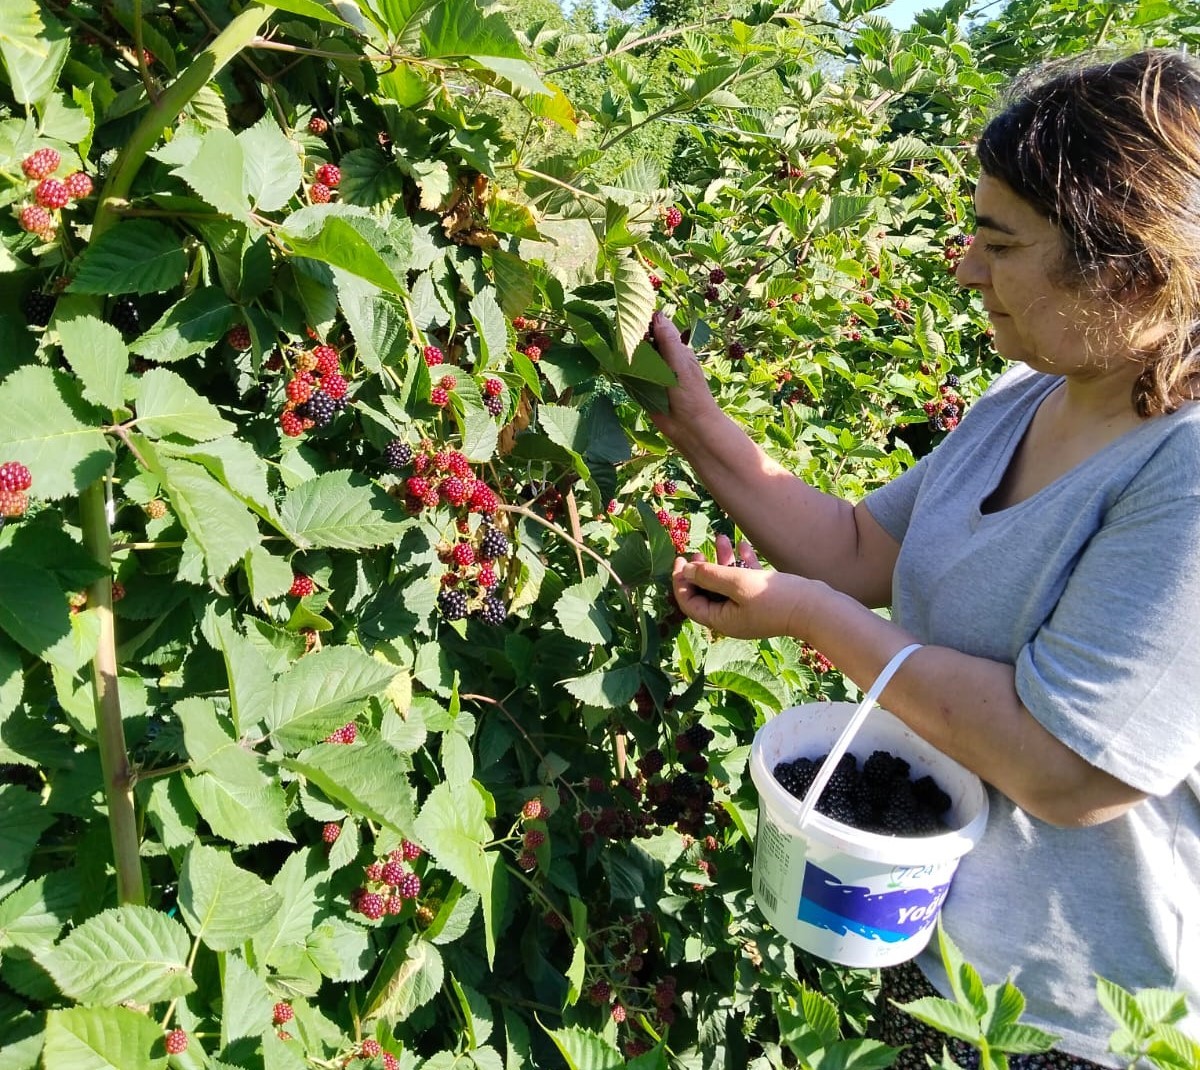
977,49,1200,416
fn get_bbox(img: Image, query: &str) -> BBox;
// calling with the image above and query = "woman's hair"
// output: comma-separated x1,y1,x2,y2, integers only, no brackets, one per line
977,48,1200,417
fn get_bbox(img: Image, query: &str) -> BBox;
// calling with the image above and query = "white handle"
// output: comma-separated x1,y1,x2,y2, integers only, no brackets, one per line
794,643,923,829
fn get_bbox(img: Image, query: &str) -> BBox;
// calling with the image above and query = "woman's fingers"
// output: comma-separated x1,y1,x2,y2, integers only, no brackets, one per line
737,539,761,569
714,533,736,567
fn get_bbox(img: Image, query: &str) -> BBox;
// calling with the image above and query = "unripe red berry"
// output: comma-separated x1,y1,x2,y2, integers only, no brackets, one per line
423,344,444,366
22,148,60,180
0,462,32,492
272,1002,293,1025
308,116,329,135
19,205,53,235
664,206,683,229
381,860,404,886
401,839,422,861
430,386,450,407
523,829,546,849
522,797,545,820
35,178,69,209
280,410,305,437
398,872,421,899
358,892,385,919
314,163,341,187
165,1029,188,1055
227,324,251,350
313,345,339,375
286,377,313,404
611,1003,626,1023
383,1053,400,1070
64,172,93,200
483,376,503,397
289,573,314,597
309,182,331,204
322,822,341,844
451,542,475,567
522,345,541,362
649,273,662,290
320,371,348,399
517,850,537,871
0,490,28,519
360,1039,382,1057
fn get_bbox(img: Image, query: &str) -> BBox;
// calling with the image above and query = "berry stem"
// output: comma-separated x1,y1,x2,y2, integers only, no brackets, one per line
79,481,145,907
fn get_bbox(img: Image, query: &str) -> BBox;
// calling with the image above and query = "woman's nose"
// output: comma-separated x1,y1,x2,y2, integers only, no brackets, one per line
954,239,985,290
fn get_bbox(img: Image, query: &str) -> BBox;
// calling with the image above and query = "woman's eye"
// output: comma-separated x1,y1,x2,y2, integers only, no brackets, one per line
983,243,1011,254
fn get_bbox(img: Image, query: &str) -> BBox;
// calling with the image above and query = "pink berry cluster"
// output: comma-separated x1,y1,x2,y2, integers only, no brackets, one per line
800,643,834,674
324,722,357,744
515,796,548,872
511,315,554,365
923,374,964,432
520,480,565,523
309,161,341,204
579,911,679,1044
349,840,424,920
654,507,691,555
943,232,973,270
0,462,33,521
661,205,683,234
651,479,679,499
355,1038,399,1068
278,344,352,438
15,149,93,239
391,442,502,518
775,155,806,180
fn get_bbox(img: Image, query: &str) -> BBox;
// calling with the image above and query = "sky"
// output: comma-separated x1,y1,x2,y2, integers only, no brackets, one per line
878,0,934,27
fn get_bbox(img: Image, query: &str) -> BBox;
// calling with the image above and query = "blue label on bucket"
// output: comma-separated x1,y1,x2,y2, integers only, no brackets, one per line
798,862,950,943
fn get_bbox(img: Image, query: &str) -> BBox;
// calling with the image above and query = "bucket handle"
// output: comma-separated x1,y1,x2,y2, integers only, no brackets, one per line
795,643,923,828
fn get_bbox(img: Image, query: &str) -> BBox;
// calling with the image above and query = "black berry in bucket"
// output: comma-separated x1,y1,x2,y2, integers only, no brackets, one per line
772,749,952,836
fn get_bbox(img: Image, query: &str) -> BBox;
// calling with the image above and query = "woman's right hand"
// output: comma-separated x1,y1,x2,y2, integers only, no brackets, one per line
648,310,722,444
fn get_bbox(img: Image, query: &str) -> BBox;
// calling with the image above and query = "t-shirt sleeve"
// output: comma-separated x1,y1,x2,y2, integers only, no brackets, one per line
862,453,931,543
1015,447,1200,795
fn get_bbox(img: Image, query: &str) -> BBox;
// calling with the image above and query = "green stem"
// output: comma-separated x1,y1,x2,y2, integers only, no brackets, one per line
79,4,276,908
80,481,145,906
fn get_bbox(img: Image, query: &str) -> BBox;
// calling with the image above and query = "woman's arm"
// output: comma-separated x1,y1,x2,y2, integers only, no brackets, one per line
671,559,1148,827
649,312,900,607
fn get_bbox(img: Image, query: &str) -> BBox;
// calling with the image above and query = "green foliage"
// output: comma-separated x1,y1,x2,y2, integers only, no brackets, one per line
0,1,1195,1069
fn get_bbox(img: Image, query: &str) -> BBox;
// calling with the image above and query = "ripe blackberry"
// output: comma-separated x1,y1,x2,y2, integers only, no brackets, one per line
22,290,56,326
22,148,60,180
636,749,665,777
306,391,336,427
384,439,413,469
676,723,714,754
478,526,509,560
517,850,537,871
727,341,746,360
109,296,141,336
944,373,961,388
476,595,506,626
438,589,469,621
165,1029,188,1055
913,774,952,815
0,463,32,492
708,267,726,284
703,285,720,303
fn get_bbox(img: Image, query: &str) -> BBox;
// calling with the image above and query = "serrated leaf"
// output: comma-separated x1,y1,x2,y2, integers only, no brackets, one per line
286,733,414,831
251,850,325,968
55,312,128,410
364,936,443,1023
0,873,77,954
985,1023,1060,1054
220,952,276,1046
128,288,240,365
413,781,492,896
67,220,187,295
469,287,508,366
0,633,23,721
38,905,195,1006
0,560,95,673
543,1025,624,1070
238,116,303,212
340,147,407,207
42,1006,167,1070
982,979,1026,1034
335,272,407,374
281,470,409,549
894,996,982,1044
554,574,611,645
612,255,655,362
560,663,640,708
135,368,235,441
178,843,281,951
171,126,253,223
0,786,55,900
0,366,112,499
244,545,295,602
266,646,398,748
270,0,351,24
282,212,406,294
306,916,373,981
184,771,293,845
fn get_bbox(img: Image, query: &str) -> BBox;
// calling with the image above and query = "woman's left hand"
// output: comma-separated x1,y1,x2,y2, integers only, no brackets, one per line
671,536,817,640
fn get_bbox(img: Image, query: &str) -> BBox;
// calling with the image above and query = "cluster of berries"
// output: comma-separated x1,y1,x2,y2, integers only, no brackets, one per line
654,508,691,555
309,161,341,204
353,1039,399,1069
417,344,465,408
15,149,93,239
775,156,806,180
651,479,679,498
324,722,358,744
702,266,725,305
661,205,684,236
272,1002,294,1039
435,522,510,625
943,232,974,269
386,440,503,519
0,462,32,522
511,317,554,365
519,480,565,522
774,369,814,407
514,796,548,872
278,344,351,437
923,373,964,432
799,643,834,674
349,840,424,920
579,911,678,1041
773,748,952,835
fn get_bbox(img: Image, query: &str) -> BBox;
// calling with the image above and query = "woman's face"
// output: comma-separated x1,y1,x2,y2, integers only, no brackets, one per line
955,175,1124,378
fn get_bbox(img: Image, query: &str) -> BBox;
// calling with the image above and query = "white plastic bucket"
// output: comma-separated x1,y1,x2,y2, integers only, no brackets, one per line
749,701,989,968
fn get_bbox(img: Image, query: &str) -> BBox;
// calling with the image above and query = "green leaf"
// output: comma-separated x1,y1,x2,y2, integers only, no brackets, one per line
220,952,276,1046
281,210,406,294
244,545,295,602
560,663,640,709
421,1,547,95
178,842,282,951
554,574,611,644
707,662,786,712
67,220,187,295
0,366,112,499
0,1,47,61
306,916,373,981
0,561,92,672
211,616,275,737
413,781,493,897
1,17,68,106
364,935,444,1023
266,645,399,748
37,905,195,1006
334,272,408,374
184,771,293,845
252,849,324,968
269,0,352,24
54,310,128,411
280,470,409,550
612,254,655,363
489,248,535,318
135,368,235,441
469,287,508,367
171,126,253,223
42,1006,167,1070
982,979,1026,1034
0,786,54,900
893,996,982,1045
542,1025,624,1070
0,872,77,954
985,1023,1061,1055
339,147,407,208
1097,977,1145,1033
286,732,415,831
238,115,303,212
128,288,240,365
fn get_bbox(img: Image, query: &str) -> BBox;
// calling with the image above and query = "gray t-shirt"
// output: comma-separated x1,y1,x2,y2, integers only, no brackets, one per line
864,364,1200,1065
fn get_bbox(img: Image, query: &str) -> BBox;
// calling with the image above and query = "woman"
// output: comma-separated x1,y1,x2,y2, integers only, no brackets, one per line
650,49,1200,1068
